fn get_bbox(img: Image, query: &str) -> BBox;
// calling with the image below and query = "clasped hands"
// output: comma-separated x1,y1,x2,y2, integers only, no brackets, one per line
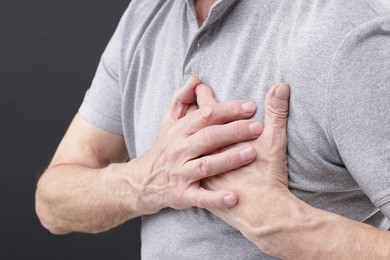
133,76,291,251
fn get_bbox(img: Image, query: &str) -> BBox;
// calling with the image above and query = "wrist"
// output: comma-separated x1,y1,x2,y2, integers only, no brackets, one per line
247,191,327,258
110,156,164,217
250,191,390,260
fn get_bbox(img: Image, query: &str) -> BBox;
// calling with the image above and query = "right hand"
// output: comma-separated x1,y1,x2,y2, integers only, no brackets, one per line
132,76,264,214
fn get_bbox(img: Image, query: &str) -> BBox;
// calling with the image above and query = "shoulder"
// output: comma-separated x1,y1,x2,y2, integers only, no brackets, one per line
116,0,166,33
322,15,390,218
118,0,178,29
102,0,180,65
324,13,390,145
366,0,390,16
111,0,183,51
328,15,390,89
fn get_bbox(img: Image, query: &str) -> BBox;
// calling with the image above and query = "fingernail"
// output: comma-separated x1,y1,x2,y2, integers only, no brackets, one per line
249,121,262,135
274,84,290,101
242,101,256,113
240,146,256,161
224,195,236,206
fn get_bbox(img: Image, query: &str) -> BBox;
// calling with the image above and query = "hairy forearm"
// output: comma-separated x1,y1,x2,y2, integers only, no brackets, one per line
249,194,390,259
35,80,264,235
35,162,146,234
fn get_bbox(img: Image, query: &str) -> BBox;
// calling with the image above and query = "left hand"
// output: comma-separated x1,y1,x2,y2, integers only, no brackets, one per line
203,83,390,260
203,83,291,253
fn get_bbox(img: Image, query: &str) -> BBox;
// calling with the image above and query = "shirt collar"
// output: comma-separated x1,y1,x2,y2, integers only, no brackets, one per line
186,0,240,27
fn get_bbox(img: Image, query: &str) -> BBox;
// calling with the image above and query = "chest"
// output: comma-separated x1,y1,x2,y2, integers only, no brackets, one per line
122,1,358,193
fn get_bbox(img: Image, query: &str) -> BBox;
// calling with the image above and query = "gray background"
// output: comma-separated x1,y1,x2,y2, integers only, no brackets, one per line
0,0,141,259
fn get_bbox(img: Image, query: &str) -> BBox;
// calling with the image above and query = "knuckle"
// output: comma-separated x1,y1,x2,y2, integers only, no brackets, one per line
166,126,176,137
199,128,215,146
169,169,181,183
224,152,235,167
197,158,212,178
265,102,288,127
172,187,183,200
230,102,241,118
269,101,288,117
194,194,207,208
266,97,288,117
260,131,288,155
171,189,185,209
165,146,185,163
200,105,215,123
233,122,247,139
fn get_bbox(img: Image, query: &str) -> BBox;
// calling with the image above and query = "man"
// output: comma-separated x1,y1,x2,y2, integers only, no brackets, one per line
35,0,390,259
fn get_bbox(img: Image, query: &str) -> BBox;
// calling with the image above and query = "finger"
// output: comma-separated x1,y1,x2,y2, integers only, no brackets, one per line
185,187,238,208
264,83,290,129
168,76,201,121
256,83,290,155
187,120,263,158
195,84,217,107
183,144,256,183
179,99,257,135
186,104,199,115
184,84,216,116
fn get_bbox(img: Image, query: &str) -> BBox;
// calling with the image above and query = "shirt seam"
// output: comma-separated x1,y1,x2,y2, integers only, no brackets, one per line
323,17,385,151
376,196,390,209
80,102,122,124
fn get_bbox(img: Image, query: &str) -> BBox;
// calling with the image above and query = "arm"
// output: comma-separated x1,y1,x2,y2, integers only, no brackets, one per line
254,193,390,259
204,83,390,259
35,114,131,234
35,77,263,234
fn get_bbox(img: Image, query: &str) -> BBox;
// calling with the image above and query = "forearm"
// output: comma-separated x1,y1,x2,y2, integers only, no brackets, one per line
35,80,262,235
35,161,148,234
248,193,390,259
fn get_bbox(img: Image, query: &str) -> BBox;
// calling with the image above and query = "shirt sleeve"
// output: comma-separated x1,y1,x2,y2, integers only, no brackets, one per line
78,5,130,135
327,17,390,218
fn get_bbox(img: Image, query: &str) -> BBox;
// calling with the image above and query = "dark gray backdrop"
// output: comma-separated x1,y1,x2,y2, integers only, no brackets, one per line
0,1,142,259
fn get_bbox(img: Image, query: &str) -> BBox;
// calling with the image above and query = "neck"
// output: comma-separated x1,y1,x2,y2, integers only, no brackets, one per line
194,0,218,26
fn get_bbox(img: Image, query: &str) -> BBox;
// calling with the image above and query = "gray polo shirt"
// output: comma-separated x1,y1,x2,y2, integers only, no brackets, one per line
79,0,390,258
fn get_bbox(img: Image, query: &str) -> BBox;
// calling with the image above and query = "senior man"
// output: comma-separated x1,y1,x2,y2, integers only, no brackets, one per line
36,0,390,259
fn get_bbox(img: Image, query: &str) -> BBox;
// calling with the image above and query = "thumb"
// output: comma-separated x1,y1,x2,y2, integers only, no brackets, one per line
264,83,290,129
256,83,290,186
